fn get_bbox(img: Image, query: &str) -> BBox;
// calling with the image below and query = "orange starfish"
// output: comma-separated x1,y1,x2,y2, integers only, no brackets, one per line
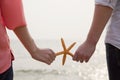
56,38,76,65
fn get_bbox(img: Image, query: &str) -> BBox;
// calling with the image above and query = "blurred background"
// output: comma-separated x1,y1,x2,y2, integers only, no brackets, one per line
7,0,108,80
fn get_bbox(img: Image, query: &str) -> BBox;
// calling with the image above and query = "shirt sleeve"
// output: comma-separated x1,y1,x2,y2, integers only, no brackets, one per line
95,0,118,9
0,0,27,30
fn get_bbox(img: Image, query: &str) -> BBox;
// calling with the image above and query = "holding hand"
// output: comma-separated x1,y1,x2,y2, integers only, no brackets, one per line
30,48,56,65
72,5,113,63
14,27,56,65
73,41,96,63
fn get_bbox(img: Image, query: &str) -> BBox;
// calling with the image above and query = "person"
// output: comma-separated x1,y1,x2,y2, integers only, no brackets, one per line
0,0,56,80
73,0,119,80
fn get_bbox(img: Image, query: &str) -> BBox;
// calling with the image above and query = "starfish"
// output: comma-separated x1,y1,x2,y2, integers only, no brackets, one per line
56,38,76,65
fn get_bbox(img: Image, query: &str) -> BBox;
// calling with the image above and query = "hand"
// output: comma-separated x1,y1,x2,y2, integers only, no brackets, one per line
73,41,96,63
30,48,56,65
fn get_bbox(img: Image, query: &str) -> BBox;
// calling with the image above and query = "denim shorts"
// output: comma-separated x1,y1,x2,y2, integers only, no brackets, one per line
0,65,13,80
106,43,120,80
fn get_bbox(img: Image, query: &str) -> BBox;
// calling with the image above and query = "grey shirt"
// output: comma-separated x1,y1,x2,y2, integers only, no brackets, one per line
95,0,120,49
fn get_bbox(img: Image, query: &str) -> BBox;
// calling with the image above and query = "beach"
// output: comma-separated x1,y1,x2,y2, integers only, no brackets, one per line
10,39,108,80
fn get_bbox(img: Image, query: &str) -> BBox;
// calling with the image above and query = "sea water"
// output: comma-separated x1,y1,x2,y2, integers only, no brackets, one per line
10,39,108,80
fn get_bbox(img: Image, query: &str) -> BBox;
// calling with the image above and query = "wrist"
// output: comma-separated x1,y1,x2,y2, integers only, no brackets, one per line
27,39,38,54
85,37,98,46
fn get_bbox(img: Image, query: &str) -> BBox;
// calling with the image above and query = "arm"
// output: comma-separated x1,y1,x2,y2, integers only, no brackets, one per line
1,0,55,65
86,5,112,45
73,5,113,62
13,26,56,65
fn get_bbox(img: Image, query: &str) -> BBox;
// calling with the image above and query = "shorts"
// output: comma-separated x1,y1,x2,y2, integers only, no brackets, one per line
0,65,13,80
106,43,120,80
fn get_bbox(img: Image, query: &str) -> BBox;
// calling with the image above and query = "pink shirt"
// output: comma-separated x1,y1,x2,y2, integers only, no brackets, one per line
0,0,26,73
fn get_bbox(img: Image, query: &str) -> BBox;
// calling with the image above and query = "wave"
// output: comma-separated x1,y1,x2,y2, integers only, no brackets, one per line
15,69,78,75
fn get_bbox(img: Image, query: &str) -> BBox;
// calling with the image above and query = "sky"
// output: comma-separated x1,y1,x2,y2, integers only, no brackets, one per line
7,0,95,40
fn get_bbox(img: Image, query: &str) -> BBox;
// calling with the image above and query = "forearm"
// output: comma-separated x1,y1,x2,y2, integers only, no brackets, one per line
86,5,113,45
13,26,37,54
13,26,56,64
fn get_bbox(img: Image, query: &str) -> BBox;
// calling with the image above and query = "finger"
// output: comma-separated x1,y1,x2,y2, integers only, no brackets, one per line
46,61,52,65
79,57,84,63
85,59,89,63
73,51,81,62
32,52,52,65
41,57,52,65
75,51,82,62
37,57,51,65
46,55,53,63
85,55,91,63
39,53,53,64
84,56,88,63
73,52,78,61
49,49,56,60
77,52,85,63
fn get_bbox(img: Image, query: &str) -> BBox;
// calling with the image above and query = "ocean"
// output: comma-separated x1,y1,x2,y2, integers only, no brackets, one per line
10,39,108,80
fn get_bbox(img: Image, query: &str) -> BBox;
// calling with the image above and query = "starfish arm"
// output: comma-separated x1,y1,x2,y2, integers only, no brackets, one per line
55,51,64,56
67,52,74,57
62,54,67,65
68,42,76,51
61,38,66,51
